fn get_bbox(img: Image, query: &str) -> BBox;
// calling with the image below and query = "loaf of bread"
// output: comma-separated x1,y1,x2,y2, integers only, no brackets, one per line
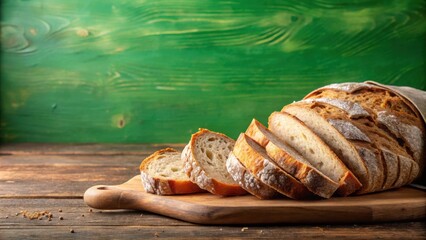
140,82,425,199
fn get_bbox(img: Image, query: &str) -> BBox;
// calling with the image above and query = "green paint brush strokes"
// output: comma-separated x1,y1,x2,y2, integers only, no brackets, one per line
1,0,425,143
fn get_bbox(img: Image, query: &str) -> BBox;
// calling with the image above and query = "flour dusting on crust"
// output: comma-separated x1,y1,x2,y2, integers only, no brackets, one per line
321,82,373,93
302,98,370,118
226,153,276,199
328,119,371,143
377,111,423,162
355,145,382,193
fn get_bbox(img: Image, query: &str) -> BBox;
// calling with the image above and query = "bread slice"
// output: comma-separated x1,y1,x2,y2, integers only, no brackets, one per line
139,148,205,195
381,149,399,190
182,128,246,196
226,152,278,199
232,133,314,199
245,119,339,198
268,111,362,196
282,104,374,193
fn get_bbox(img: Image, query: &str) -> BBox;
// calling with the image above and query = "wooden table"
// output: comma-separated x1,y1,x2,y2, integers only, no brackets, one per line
1,144,425,239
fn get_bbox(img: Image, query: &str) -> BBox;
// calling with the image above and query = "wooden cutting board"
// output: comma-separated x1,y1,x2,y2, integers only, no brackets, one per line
84,175,426,225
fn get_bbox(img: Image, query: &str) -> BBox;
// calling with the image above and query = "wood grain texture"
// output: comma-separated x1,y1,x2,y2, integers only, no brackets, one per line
1,0,425,143
1,223,425,240
84,175,426,224
0,154,142,198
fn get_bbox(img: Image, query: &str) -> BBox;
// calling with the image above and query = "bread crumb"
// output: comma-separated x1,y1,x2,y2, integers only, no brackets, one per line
259,230,263,234
70,229,75,233
81,214,85,217
219,228,223,231
154,232,159,237
241,227,248,232
59,216,64,220
89,209,93,212
58,209,62,212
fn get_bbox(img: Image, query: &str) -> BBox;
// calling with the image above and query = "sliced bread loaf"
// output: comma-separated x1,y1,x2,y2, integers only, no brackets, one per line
268,111,362,196
232,133,314,199
140,148,205,195
182,128,246,196
245,119,339,198
226,152,278,199
284,101,418,193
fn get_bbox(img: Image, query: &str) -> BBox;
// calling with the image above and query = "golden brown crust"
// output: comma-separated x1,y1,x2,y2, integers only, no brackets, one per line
246,119,339,198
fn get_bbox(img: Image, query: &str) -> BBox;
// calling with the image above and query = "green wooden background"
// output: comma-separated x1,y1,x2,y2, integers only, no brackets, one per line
1,0,425,143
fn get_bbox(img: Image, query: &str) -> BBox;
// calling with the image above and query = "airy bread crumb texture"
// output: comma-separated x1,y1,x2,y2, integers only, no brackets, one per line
194,132,235,184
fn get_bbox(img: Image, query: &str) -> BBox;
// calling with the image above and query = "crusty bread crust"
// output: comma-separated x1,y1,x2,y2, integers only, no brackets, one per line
233,133,314,199
182,129,247,196
246,119,339,198
226,152,278,199
139,148,205,195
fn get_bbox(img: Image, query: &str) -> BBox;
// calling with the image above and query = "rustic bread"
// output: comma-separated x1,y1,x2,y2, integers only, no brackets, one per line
232,133,314,199
245,119,339,198
226,152,278,199
140,148,205,195
182,128,246,196
268,111,362,196
304,84,425,170
286,100,419,193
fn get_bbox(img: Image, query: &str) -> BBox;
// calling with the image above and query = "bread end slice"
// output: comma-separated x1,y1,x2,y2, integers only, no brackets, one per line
139,148,205,195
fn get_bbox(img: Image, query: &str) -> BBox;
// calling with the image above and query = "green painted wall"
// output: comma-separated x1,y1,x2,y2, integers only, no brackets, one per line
1,0,425,143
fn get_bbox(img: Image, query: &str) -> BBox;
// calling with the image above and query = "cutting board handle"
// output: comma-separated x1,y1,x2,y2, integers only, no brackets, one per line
84,185,139,210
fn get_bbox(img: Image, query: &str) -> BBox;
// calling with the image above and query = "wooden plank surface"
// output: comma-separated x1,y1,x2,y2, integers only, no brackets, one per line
1,143,425,239
1,0,425,143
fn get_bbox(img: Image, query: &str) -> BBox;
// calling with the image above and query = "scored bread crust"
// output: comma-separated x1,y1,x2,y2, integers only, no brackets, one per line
182,129,247,196
226,152,278,199
268,111,362,196
304,84,425,170
232,133,314,199
139,148,205,195
245,119,339,198
286,100,419,193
